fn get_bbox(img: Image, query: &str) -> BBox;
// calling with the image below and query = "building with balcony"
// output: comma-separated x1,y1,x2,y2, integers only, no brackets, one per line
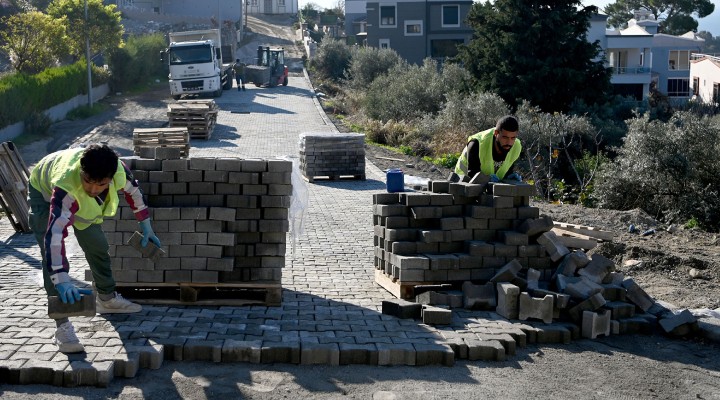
364,0,473,65
592,9,705,101
690,54,720,104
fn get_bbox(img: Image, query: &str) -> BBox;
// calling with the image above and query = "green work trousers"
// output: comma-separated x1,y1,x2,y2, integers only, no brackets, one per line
28,185,116,296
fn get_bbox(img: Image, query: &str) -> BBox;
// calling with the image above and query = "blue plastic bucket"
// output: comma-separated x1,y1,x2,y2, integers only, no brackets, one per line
386,169,404,193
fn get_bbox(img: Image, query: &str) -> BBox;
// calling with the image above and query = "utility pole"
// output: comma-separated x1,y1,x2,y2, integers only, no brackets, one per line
85,0,93,106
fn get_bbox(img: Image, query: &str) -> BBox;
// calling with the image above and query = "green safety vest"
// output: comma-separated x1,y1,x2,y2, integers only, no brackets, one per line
29,148,125,230
454,128,522,179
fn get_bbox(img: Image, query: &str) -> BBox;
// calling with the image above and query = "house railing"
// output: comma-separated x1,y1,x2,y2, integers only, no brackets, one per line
614,66,650,74
691,53,720,63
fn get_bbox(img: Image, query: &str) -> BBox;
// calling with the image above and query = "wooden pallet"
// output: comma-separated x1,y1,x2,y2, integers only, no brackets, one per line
132,127,190,157
374,270,453,300
305,174,366,183
167,102,217,140
0,141,31,232
115,281,282,306
553,222,614,242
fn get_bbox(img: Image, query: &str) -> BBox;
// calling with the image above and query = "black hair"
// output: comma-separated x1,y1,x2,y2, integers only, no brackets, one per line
496,115,519,132
80,144,119,182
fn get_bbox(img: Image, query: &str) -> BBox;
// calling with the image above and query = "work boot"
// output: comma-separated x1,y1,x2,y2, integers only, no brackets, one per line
54,321,84,353
242,86,246,91
96,292,142,314
238,87,241,92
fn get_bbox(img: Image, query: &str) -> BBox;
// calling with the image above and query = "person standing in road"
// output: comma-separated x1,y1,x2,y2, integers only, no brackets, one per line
234,59,246,91
28,144,162,353
454,115,523,182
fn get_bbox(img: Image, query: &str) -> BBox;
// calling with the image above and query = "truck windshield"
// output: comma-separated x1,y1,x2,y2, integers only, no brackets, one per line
168,44,212,65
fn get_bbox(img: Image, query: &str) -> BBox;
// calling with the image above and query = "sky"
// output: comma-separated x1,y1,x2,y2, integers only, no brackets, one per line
299,0,719,36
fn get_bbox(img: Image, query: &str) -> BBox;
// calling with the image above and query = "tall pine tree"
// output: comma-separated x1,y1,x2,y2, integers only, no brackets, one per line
457,0,612,113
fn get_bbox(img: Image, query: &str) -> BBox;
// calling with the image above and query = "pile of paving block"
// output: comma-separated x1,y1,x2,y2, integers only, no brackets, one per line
89,156,291,290
167,99,218,139
298,132,365,182
376,174,700,343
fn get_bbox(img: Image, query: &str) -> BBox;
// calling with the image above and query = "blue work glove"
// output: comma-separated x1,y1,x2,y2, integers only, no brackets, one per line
56,282,93,304
506,172,523,182
139,219,162,248
489,174,500,183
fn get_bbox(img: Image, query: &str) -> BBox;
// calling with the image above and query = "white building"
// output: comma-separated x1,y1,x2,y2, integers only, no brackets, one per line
592,9,705,101
690,54,720,104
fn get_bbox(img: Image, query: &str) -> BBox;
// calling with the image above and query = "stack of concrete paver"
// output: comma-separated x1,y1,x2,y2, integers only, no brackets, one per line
299,132,365,182
375,178,700,340
89,156,291,303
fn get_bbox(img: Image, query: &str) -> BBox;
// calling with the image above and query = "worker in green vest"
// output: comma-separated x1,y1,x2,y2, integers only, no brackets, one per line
28,144,161,353
454,115,523,182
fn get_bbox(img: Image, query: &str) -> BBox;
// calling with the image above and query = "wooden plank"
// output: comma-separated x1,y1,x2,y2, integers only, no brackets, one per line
114,281,282,306
0,141,31,232
555,234,598,250
552,222,614,241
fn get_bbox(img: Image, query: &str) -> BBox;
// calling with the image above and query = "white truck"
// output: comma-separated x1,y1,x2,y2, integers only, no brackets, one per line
161,29,235,100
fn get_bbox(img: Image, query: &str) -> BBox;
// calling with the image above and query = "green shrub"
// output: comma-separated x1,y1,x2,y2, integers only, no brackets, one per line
23,111,51,137
0,60,109,129
346,46,403,89
594,112,720,230
310,38,351,81
109,33,167,92
363,58,471,122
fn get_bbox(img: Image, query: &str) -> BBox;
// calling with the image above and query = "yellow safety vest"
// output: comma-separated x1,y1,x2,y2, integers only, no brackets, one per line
29,148,125,230
454,128,522,179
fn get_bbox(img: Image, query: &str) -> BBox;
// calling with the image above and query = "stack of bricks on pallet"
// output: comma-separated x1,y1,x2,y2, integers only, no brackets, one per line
97,157,291,285
373,180,552,284
299,132,365,180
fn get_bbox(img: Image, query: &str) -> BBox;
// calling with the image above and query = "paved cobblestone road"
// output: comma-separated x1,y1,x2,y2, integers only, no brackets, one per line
2,71,720,398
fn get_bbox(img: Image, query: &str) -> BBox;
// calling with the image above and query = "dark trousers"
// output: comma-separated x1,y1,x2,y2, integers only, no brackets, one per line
28,185,115,296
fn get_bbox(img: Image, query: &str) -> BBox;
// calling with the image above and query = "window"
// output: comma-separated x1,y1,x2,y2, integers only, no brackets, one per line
379,39,390,49
714,83,720,104
405,20,423,36
667,78,689,97
431,39,464,58
668,50,690,70
278,0,285,5
251,0,257,5
380,6,396,27
639,52,644,67
693,77,700,96
442,5,460,27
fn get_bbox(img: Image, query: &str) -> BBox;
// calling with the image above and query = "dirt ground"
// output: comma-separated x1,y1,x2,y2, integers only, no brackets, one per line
4,13,720,399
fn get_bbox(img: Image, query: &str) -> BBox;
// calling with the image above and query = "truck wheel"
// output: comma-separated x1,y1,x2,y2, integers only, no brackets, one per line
214,88,223,97
172,95,181,100
282,76,288,86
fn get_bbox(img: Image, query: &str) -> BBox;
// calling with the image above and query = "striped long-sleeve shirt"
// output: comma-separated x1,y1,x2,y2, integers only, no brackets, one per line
44,162,149,285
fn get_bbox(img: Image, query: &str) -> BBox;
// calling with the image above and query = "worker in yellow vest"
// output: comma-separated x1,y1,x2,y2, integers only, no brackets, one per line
28,144,161,353
454,115,523,182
